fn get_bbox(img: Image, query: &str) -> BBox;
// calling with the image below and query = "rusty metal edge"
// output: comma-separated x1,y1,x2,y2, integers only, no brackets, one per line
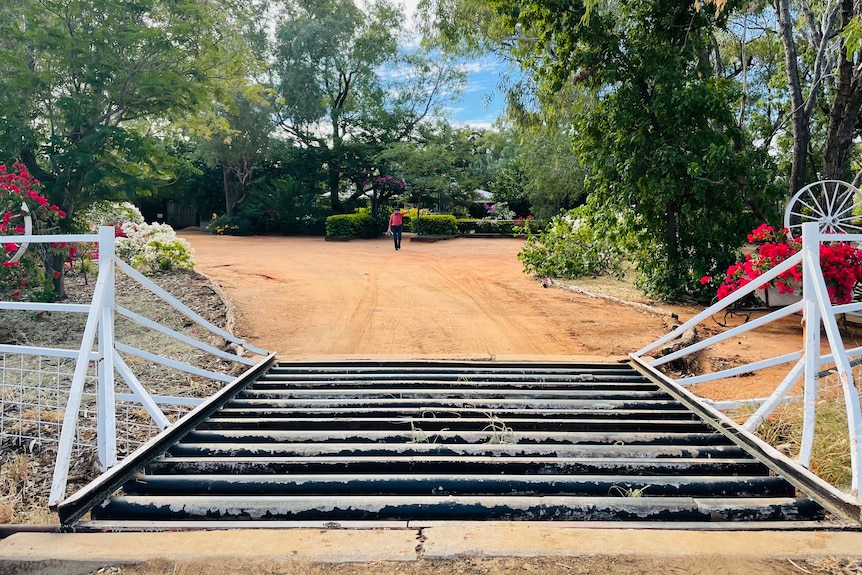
55,353,278,528
629,354,862,527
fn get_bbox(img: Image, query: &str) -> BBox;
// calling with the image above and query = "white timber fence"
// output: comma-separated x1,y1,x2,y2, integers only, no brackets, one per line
632,222,862,503
0,226,270,506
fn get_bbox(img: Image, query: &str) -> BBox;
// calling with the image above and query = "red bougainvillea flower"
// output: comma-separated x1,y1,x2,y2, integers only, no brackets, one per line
715,225,862,305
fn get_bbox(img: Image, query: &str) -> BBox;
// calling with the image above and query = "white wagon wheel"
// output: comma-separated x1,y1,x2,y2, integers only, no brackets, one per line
4,201,33,263
783,180,862,240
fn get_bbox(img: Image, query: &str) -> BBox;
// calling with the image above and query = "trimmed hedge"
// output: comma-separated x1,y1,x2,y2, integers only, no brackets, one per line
326,213,374,238
416,214,458,236
456,218,545,236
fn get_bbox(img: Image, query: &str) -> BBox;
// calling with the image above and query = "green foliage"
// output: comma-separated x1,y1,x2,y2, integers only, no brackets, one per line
116,222,195,273
0,164,65,301
237,179,328,235
193,87,277,216
207,214,251,236
0,0,250,222
76,201,145,232
518,208,625,280
416,214,458,236
326,213,374,238
495,0,781,301
456,219,479,234
457,218,540,236
273,0,463,213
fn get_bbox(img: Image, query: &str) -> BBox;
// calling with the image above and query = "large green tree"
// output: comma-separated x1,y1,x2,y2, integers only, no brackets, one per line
0,0,249,221
493,0,780,299
0,0,253,296
272,0,463,214
194,87,277,216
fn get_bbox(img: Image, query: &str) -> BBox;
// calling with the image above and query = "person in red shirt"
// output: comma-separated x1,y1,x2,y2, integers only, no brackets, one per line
387,206,407,250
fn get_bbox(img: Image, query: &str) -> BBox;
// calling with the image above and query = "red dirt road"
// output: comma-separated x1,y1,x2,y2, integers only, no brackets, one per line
180,231,678,361
180,230,855,404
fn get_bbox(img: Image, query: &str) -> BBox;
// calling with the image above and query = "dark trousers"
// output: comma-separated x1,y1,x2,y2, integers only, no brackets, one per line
391,225,403,249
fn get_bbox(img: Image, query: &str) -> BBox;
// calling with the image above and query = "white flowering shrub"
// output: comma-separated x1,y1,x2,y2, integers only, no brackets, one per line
76,200,144,232
117,221,195,273
483,201,516,222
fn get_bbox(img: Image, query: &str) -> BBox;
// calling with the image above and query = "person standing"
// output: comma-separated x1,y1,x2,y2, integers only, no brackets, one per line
387,206,406,250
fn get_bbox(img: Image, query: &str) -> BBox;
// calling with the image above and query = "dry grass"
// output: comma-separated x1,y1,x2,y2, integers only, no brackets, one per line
728,377,857,491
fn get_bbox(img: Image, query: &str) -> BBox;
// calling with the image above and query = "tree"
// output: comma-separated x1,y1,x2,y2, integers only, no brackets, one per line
0,0,253,296
0,0,249,221
494,0,780,299
195,87,277,216
710,0,862,190
376,124,490,214
272,0,464,214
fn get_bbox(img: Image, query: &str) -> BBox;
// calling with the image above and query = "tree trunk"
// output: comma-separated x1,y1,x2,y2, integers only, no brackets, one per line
775,0,811,195
823,0,862,180
329,125,344,214
222,165,241,217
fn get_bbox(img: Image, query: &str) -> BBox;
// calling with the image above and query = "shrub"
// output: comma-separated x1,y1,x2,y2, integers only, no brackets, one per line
76,200,144,232
518,207,625,279
240,179,329,235
207,213,252,236
116,221,195,273
0,163,66,301
326,213,373,238
457,219,479,234
416,215,457,236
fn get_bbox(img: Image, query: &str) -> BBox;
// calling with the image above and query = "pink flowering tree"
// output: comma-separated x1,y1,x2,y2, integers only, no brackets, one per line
0,164,67,301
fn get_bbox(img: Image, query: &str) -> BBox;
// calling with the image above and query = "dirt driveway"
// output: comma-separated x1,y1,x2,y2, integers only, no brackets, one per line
181,231,658,359
180,230,836,400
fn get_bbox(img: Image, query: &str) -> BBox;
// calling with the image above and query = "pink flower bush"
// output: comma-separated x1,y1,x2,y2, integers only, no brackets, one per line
705,225,862,305
0,163,66,300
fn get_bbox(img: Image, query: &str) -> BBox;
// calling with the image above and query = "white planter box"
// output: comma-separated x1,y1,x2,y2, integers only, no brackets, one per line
757,283,802,307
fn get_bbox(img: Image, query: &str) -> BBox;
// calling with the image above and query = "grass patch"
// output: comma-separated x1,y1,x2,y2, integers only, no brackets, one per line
728,382,855,491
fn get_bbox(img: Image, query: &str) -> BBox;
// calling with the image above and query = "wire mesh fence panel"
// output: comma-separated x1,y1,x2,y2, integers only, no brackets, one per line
1,353,193,459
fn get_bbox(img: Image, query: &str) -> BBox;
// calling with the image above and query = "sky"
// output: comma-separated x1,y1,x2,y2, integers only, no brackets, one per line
400,0,509,130
448,57,510,129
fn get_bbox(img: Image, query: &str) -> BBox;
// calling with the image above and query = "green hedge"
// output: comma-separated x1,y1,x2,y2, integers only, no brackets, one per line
456,218,545,236
456,219,479,234
416,214,457,236
326,213,373,238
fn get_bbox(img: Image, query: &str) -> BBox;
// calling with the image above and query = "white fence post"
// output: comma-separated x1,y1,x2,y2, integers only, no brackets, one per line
801,222,862,497
800,223,821,467
96,226,117,470
49,234,111,506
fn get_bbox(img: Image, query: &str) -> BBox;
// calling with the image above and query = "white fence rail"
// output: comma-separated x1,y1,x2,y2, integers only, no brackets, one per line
632,222,862,501
0,226,269,506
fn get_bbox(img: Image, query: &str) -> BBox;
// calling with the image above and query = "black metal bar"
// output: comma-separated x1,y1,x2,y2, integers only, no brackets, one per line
91,494,825,522
236,388,671,400
222,398,684,410
166,441,751,459
196,417,714,433
177,429,733,446
125,473,793,498
146,456,769,476
213,407,699,420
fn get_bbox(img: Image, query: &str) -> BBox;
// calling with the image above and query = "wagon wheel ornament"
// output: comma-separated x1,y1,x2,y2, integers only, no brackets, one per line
783,180,862,240
3,201,33,263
